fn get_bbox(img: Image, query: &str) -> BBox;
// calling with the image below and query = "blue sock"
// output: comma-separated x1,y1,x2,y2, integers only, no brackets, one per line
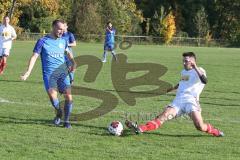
103,51,107,60
50,99,60,110
64,101,73,122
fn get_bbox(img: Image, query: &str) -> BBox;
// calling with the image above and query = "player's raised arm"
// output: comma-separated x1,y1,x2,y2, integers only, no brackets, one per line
191,60,208,84
20,53,39,81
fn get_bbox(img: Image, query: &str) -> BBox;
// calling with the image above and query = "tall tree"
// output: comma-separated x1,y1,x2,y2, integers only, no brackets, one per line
0,0,11,19
72,0,102,39
212,0,240,42
18,0,60,32
193,6,209,46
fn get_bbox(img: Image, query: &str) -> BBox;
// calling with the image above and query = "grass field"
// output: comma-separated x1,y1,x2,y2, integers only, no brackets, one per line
0,41,240,160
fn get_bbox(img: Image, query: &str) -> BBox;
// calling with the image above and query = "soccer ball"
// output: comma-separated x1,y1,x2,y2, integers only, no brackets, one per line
108,121,123,136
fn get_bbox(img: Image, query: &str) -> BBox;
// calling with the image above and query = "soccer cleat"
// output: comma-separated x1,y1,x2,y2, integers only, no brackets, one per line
102,59,106,63
56,108,62,118
125,120,142,134
63,122,72,129
53,108,62,126
216,131,224,137
53,117,61,126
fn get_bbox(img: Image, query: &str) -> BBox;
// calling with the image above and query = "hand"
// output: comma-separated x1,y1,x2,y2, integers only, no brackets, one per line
106,27,112,31
68,64,76,72
190,60,197,69
20,71,30,81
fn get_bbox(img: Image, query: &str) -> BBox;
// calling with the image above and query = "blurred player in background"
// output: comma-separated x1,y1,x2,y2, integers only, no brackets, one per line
126,52,224,137
62,22,76,84
21,19,76,129
0,15,17,75
102,21,117,63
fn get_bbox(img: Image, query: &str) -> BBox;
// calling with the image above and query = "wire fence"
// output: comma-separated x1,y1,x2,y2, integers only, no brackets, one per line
17,32,229,47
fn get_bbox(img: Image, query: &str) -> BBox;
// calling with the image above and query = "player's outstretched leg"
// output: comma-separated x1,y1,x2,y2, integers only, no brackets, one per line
125,107,177,134
190,111,224,137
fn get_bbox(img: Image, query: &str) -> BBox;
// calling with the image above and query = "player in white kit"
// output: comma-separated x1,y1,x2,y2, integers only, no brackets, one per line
126,52,224,137
0,15,17,75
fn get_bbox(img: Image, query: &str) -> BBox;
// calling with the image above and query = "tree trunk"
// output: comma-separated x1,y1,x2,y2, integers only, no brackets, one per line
9,0,17,19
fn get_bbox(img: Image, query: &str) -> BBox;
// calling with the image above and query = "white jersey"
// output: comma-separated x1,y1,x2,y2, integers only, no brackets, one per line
0,24,17,49
176,67,206,101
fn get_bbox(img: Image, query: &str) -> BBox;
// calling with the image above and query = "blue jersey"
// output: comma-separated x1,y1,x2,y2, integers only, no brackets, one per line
33,35,69,76
62,31,76,45
105,28,116,44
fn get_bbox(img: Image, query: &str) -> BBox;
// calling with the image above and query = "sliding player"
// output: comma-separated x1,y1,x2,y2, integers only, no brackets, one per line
126,52,224,137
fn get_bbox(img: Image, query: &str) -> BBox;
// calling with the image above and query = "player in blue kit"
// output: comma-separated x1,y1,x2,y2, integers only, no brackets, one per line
102,21,117,63
62,22,76,84
21,20,76,128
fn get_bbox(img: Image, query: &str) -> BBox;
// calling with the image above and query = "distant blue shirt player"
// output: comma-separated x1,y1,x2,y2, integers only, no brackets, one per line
62,22,76,84
21,20,76,129
102,21,117,63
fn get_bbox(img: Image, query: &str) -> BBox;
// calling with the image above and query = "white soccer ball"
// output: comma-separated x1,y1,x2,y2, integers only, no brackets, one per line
108,121,123,136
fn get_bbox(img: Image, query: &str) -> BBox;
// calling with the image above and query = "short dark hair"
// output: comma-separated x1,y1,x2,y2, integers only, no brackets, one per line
182,52,196,60
3,15,9,19
52,19,65,27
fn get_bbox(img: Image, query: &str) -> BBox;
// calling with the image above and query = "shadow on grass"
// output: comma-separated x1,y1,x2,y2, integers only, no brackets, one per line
205,89,240,95
143,132,210,137
201,102,240,107
0,116,54,127
0,79,42,84
120,129,210,137
0,116,212,138
0,116,112,136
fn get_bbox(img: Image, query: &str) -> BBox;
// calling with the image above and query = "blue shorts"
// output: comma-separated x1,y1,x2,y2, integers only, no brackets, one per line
43,70,71,93
104,43,115,51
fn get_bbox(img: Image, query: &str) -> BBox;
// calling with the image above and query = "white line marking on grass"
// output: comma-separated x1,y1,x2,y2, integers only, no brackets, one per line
0,97,48,107
0,97,14,103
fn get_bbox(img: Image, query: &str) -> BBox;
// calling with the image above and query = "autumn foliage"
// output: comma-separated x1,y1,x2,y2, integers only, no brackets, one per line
162,12,176,44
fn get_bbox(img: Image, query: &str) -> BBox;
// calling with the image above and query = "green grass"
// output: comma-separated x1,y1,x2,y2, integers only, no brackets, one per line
0,41,240,160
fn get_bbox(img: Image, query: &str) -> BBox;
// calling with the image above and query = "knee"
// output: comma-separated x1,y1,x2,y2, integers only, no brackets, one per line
65,94,72,101
156,112,169,123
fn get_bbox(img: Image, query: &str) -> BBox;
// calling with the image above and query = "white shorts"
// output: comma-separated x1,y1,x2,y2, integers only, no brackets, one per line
0,48,10,57
168,97,201,116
